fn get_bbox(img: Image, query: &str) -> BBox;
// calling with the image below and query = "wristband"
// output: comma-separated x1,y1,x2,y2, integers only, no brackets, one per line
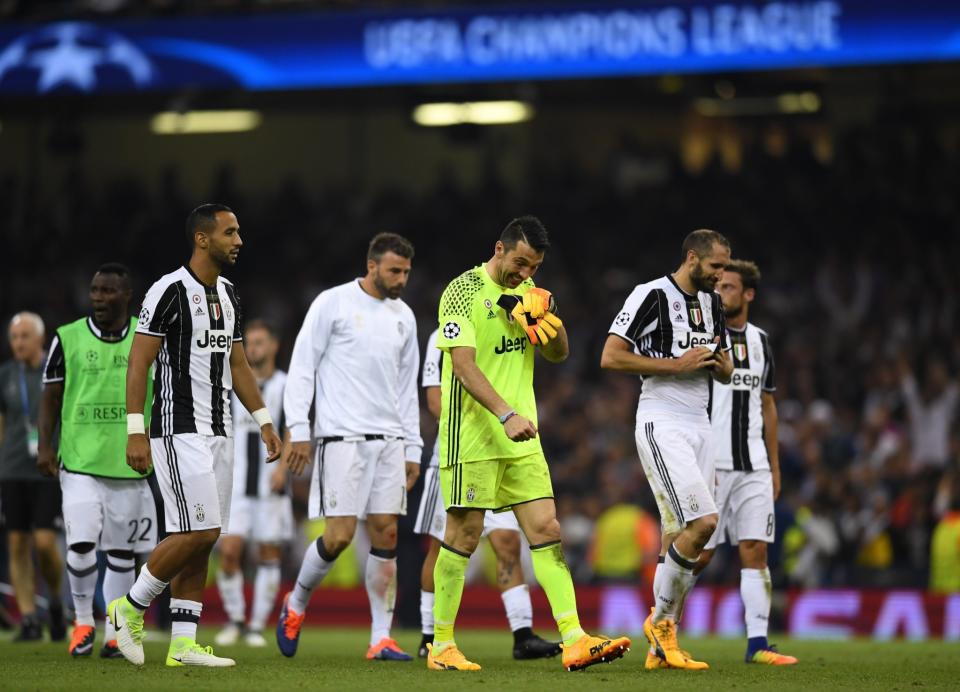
498,410,517,425
127,413,145,435
252,407,274,428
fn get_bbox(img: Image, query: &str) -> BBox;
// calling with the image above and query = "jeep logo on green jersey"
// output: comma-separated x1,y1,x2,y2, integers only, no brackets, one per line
494,335,527,355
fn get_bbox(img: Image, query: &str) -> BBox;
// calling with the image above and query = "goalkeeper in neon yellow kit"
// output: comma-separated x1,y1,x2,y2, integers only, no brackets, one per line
427,215,631,672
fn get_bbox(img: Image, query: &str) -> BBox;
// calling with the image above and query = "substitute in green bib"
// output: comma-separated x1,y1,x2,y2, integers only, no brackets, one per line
426,215,631,673
38,263,158,660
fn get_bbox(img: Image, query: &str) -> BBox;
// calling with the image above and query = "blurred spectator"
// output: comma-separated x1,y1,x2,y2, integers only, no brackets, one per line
0,313,66,642
929,474,960,593
898,354,959,470
588,500,659,590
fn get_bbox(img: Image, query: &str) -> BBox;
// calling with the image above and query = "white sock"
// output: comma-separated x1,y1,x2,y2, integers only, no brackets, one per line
654,545,698,622
501,584,533,633
366,551,397,645
676,573,699,624
103,553,136,641
170,598,202,641
66,548,98,627
653,558,665,608
289,537,336,614
128,564,168,610
250,561,281,632
217,570,246,625
420,589,435,635
741,568,772,639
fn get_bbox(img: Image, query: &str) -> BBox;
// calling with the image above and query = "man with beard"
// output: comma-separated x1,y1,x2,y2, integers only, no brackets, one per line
695,260,797,666
109,204,282,668
276,233,422,662
600,229,733,671
426,216,630,673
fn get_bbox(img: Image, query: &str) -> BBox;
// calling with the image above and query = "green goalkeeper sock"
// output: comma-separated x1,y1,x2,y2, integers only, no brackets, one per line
432,543,470,651
530,540,585,646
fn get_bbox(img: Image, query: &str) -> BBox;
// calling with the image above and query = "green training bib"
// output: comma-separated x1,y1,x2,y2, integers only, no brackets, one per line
57,317,151,479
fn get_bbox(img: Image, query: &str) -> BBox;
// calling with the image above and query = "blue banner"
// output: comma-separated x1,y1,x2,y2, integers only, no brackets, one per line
0,1,958,95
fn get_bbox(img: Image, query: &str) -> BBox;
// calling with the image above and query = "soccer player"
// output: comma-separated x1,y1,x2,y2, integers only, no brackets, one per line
428,215,630,672
600,229,733,670
109,204,282,668
38,264,158,659
415,327,560,660
695,260,797,665
0,312,66,642
276,233,422,662
215,319,291,648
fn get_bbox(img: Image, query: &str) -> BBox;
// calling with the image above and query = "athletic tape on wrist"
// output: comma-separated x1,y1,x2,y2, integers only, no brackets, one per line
252,407,274,428
127,413,145,435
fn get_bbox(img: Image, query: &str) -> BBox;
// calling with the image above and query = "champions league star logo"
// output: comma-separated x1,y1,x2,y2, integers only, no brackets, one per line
0,22,153,93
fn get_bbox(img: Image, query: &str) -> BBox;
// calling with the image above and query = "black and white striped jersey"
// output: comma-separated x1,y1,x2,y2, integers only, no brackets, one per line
136,266,243,438
231,370,286,498
710,323,775,472
421,328,442,469
608,274,727,416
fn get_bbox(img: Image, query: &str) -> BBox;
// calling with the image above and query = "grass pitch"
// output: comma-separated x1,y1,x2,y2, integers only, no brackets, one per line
3,627,958,691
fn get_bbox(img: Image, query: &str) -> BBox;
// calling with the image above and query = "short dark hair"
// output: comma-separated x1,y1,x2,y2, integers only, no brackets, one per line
500,215,550,253
681,229,729,262
367,232,415,262
725,259,761,290
244,318,279,340
185,203,234,248
95,262,131,288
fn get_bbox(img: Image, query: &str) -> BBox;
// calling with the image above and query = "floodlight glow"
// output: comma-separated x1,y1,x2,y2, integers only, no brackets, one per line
412,101,534,127
151,110,262,134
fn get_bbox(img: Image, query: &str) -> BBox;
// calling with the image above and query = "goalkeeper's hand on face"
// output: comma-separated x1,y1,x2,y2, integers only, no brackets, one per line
508,288,563,346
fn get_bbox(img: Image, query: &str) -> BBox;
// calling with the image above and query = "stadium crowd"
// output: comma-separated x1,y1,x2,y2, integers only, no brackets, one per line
2,118,959,635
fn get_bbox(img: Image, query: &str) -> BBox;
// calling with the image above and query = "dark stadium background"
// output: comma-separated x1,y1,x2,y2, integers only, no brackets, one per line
1,0,958,638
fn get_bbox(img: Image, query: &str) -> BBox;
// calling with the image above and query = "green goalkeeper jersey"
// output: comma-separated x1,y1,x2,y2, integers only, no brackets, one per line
437,265,541,466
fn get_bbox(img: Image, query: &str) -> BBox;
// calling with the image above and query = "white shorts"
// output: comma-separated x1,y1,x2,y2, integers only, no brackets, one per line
308,438,407,519
705,469,775,549
635,415,717,536
226,494,294,544
414,462,521,542
150,434,233,533
60,469,157,552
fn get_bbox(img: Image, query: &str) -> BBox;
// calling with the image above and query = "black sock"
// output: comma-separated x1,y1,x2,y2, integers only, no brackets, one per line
420,633,434,644
513,627,534,645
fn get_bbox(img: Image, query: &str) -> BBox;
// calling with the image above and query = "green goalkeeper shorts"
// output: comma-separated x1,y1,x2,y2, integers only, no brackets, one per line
440,452,554,512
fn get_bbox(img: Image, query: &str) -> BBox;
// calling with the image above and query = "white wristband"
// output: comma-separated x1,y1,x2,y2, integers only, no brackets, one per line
251,407,274,428
127,413,145,435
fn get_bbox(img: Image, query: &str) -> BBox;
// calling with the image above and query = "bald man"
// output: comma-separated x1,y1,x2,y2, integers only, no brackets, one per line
0,312,66,642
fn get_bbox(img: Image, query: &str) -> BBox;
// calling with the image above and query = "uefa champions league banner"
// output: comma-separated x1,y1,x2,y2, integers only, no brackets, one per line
0,0,959,94
254,584,959,640
597,587,960,641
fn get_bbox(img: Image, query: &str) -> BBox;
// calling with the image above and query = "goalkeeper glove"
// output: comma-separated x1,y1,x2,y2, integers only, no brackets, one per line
520,311,563,346
520,287,555,319
498,293,563,346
